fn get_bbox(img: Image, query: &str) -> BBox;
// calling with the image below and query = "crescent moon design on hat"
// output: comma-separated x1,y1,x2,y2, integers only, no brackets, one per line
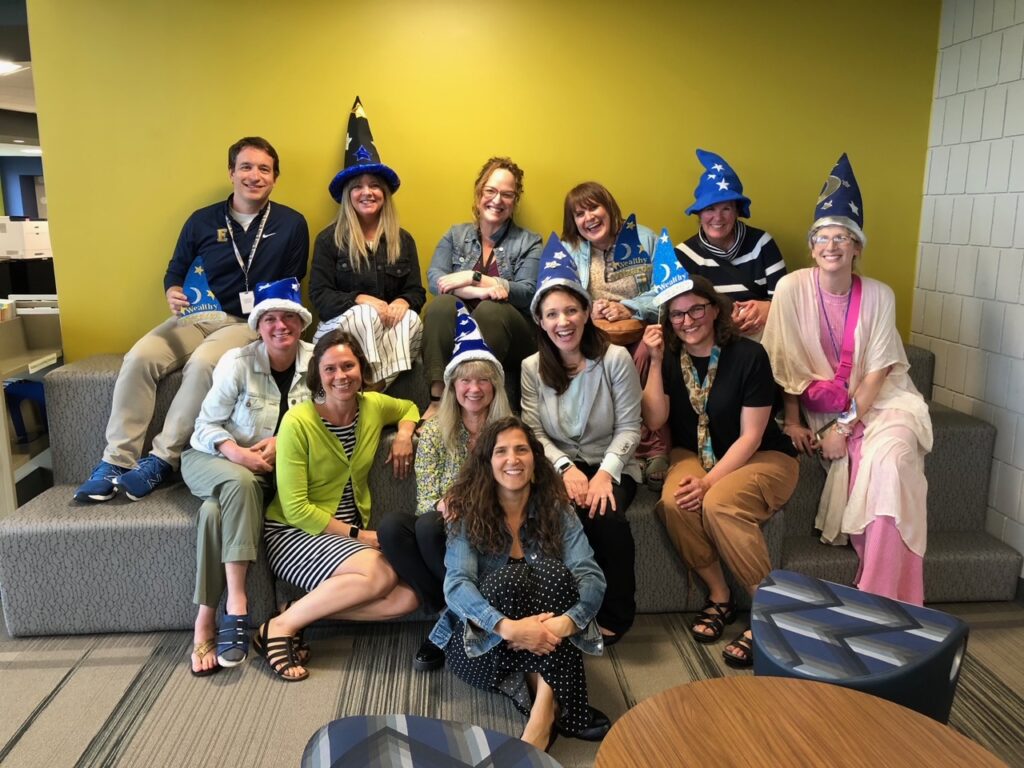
658,263,672,283
817,175,842,204
189,287,203,304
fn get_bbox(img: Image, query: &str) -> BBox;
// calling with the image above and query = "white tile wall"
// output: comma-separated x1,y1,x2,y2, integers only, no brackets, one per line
919,2,1024,575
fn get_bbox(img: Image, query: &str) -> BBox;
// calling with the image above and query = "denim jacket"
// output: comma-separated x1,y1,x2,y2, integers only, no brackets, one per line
427,220,542,313
428,503,606,658
190,339,313,454
561,222,659,323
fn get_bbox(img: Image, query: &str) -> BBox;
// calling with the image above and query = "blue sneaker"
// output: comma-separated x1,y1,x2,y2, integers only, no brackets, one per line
73,460,129,503
114,454,174,500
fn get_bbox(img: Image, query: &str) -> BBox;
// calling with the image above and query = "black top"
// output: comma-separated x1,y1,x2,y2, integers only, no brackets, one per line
661,337,795,458
270,362,296,435
309,225,425,320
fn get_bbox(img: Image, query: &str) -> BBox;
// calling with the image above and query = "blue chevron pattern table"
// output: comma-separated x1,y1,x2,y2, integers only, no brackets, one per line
751,569,969,721
301,714,563,768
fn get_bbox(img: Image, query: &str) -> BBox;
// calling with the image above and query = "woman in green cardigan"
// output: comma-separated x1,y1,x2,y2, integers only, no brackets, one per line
258,329,420,681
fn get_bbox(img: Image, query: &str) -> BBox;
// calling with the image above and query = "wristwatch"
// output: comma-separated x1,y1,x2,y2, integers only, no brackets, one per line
349,525,359,539
472,271,482,283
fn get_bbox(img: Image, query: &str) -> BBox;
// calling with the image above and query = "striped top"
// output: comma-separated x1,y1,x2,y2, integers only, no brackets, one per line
319,415,361,528
677,224,787,301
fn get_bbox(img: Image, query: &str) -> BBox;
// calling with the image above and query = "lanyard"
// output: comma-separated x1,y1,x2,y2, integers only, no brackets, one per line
225,202,271,292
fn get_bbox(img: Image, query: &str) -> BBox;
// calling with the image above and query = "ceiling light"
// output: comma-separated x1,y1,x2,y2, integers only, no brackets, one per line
12,139,23,143
20,148,41,155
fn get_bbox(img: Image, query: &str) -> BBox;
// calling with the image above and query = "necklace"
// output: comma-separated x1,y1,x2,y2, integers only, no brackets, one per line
816,268,851,362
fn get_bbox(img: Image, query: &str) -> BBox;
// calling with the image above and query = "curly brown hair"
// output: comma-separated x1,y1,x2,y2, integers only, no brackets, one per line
446,416,567,558
661,274,740,355
471,156,524,221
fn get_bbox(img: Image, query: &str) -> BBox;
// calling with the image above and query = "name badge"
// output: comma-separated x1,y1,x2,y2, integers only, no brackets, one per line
239,291,255,314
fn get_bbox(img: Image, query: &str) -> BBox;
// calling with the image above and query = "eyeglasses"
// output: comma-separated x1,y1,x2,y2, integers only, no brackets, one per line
811,234,857,246
668,303,712,323
481,186,516,202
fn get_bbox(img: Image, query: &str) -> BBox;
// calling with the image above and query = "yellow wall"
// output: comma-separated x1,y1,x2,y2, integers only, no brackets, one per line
28,0,939,360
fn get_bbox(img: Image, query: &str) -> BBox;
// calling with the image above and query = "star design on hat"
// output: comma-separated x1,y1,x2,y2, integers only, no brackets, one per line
849,201,860,215
707,174,717,180
822,201,833,209
352,102,367,119
842,180,851,188
625,220,636,230
346,134,351,150
206,290,216,299
355,145,372,162
717,179,729,191
544,260,560,269
712,163,724,172
660,233,670,243
194,266,204,275
638,244,647,253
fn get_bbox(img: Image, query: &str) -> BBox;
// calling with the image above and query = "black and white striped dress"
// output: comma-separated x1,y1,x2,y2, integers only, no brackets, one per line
264,414,372,592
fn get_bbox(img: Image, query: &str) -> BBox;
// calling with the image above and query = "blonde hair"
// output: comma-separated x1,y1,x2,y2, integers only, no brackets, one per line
436,359,511,455
333,174,401,271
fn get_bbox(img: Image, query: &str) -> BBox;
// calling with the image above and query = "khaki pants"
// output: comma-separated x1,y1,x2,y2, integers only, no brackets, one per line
102,316,256,469
656,448,798,593
181,448,273,607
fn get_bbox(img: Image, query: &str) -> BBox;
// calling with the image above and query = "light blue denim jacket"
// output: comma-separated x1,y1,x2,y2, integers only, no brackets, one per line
428,503,607,658
561,222,659,323
190,339,313,455
427,220,543,313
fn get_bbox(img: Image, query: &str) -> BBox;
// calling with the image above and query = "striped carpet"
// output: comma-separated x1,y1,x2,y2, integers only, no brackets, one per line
1,603,1022,767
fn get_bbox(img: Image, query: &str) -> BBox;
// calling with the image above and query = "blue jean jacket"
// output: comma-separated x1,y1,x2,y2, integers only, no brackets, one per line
426,220,542,313
428,504,606,658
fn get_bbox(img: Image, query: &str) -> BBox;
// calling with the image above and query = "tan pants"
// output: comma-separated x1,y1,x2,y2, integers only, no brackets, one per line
102,316,256,470
656,448,798,593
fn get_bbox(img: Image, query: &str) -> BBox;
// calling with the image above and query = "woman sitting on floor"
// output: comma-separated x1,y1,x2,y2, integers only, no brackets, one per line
641,237,798,667
257,330,420,681
429,416,610,752
182,278,312,676
378,302,511,671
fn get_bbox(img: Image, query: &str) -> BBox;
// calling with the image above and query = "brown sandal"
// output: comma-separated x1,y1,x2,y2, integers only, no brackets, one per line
189,639,221,677
254,622,308,682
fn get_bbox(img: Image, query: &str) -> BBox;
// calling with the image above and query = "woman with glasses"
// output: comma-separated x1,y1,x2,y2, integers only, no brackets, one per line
763,154,931,605
642,257,797,667
676,149,787,339
420,157,542,420
521,243,643,645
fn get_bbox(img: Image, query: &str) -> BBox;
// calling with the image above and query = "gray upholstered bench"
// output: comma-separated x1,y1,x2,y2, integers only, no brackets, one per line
0,346,1018,637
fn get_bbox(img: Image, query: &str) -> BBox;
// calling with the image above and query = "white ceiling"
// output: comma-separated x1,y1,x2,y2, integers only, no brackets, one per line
0,63,34,112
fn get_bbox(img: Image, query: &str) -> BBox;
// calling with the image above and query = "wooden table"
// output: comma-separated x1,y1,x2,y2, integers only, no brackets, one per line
595,676,1005,767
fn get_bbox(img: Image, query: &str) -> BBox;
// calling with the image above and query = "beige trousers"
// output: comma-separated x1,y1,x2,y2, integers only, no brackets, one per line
102,315,256,470
656,448,798,593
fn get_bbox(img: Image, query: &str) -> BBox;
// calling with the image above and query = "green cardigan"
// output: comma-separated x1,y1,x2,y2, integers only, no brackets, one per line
265,393,419,533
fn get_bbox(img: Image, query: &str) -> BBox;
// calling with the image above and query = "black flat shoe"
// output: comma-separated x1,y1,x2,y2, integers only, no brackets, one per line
412,638,444,672
558,706,611,741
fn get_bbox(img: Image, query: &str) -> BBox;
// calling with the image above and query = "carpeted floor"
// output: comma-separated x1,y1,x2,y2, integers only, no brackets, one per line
1,603,1022,767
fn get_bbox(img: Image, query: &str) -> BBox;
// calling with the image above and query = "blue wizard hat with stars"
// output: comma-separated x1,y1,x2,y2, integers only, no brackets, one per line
811,153,866,246
684,149,752,218
178,256,226,326
606,213,651,281
248,277,312,330
328,96,400,202
651,228,694,306
530,232,589,319
444,301,504,385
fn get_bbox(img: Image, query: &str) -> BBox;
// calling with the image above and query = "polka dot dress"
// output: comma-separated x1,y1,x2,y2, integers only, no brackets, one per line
444,556,593,734
264,414,372,592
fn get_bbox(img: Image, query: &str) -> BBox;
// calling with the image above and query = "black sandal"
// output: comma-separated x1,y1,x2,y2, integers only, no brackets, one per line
254,621,309,682
281,601,312,665
723,628,754,668
690,597,737,644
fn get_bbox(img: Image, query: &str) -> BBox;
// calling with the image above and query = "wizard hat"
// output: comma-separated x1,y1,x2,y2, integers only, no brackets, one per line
178,256,226,326
328,96,400,202
651,228,694,306
530,232,589,319
607,213,651,281
443,301,504,385
248,277,312,330
811,153,866,245
684,149,752,218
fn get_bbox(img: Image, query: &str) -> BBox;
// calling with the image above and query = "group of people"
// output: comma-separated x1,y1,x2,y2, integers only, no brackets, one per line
68,97,933,753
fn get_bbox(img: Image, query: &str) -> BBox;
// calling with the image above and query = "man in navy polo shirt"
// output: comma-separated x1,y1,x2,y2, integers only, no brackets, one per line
74,136,309,502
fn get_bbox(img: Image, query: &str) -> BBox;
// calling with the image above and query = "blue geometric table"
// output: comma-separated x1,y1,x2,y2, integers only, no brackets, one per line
751,569,969,723
302,714,563,768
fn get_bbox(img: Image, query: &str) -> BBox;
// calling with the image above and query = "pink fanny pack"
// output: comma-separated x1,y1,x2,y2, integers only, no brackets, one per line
800,276,862,414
